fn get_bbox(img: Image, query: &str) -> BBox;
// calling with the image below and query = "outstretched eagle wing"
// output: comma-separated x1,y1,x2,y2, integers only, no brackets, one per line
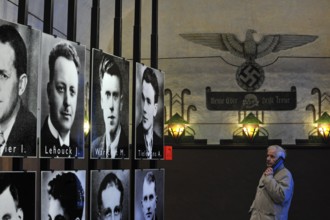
180,32,318,60
256,34,318,58
179,33,246,58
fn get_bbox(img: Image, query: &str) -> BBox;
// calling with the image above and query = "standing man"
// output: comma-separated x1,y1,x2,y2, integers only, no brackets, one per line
0,24,36,156
41,41,80,157
141,171,158,220
97,172,124,220
47,172,85,220
91,55,128,159
136,67,163,159
249,145,294,220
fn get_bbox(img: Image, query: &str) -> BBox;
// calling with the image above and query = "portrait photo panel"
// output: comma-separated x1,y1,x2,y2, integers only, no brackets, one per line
39,33,85,158
135,63,165,160
0,171,36,220
135,169,165,220
41,170,86,220
0,19,40,157
91,49,130,159
90,169,130,220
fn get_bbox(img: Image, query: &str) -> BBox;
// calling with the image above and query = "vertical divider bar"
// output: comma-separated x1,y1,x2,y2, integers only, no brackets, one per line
131,0,142,219
86,1,100,219
64,0,77,171
112,0,122,170
40,0,54,171
39,1,54,219
89,0,100,171
150,0,159,169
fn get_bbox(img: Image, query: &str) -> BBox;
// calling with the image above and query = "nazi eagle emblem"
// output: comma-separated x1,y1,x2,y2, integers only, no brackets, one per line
180,30,318,91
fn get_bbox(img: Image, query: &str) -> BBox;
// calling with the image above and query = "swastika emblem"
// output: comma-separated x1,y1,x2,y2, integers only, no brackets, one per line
236,62,264,91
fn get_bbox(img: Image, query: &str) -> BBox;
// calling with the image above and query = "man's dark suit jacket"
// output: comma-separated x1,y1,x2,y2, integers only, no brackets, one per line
135,122,163,159
91,128,128,159
40,117,78,158
3,104,36,156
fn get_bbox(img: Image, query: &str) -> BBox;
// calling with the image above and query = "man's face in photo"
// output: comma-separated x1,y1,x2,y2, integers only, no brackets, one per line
100,185,122,220
0,42,20,125
141,81,157,132
141,181,157,220
101,73,122,137
0,186,23,220
48,56,78,135
48,195,69,220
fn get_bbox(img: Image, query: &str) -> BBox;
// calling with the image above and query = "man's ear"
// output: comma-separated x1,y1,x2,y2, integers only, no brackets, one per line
153,103,158,117
17,207,23,219
18,73,28,96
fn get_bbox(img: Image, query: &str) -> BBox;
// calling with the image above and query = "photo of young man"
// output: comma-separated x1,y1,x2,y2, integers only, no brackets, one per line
91,170,130,220
135,169,164,220
135,64,164,160
91,50,129,159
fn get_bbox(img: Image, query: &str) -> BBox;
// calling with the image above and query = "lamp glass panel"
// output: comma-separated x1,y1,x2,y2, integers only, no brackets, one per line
318,123,330,140
243,124,259,140
169,123,185,139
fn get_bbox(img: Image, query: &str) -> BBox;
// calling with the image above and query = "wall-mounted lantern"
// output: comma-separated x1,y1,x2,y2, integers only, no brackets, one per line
303,88,330,144
315,112,330,142
240,112,263,141
165,113,189,140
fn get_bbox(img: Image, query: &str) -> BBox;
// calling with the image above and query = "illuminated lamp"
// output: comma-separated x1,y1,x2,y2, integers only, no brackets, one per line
240,113,263,141
315,112,330,142
84,119,90,136
165,113,189,140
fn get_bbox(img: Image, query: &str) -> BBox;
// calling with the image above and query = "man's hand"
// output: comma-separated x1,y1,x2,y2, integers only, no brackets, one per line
264,167,274,176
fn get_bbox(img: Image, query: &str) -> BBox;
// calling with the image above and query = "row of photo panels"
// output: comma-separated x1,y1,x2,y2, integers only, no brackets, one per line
0,169,164,220
0,18,165,160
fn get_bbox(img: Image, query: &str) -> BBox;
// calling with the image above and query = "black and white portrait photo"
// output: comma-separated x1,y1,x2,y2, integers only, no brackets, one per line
0,171,36,220
135,169,164,220
0,19,39,157
135,63,164,160
39,34,85,158
91,49,129,159
41,170,86,220
90,169,130,220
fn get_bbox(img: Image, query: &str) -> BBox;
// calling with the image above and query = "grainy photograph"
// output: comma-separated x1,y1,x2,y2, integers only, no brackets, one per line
0,171,36,220
39,33,85,158
135,63,164,160
91,49,129,159
0,19,39,157
135,169,164,220
90,169,130,220
41,170,86,220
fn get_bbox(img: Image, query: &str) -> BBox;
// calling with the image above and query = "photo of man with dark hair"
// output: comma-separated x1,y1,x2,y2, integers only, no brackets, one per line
0,19,39,157
91,170,130,220
91,50,129,159
0,172,36,219
40,34,85,158
135,169,164,220
135,64,164,160
41,170,86,220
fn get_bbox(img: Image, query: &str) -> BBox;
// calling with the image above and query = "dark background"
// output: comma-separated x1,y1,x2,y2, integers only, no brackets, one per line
151,145,330,220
